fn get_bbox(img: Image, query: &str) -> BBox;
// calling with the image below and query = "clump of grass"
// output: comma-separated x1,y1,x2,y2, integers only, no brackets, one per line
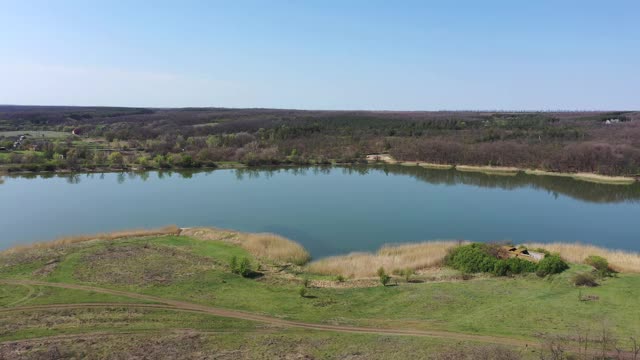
525,242,640,273
572,272,598,287
306,240,463,278
181,227,310,265
1,226,181,254
241,233,310,265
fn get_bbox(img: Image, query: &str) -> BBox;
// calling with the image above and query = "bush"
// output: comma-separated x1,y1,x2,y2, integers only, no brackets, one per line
572,272,598,287
493,260,509,276
585,255,613,277
377,267,391,286
505,257,537,274
492,258,537,276
335,275,345,282
298,287,307,298
445,243,498,273
536,255,569,277
401,268,414,282
230,256,252,277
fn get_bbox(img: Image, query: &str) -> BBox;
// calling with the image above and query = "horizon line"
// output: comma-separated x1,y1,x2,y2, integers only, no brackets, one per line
0,103,637,113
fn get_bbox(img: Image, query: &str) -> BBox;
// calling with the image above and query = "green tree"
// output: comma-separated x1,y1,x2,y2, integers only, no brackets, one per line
108,152,124,167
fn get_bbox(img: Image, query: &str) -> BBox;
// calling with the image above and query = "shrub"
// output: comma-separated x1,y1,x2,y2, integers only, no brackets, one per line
377,267,391,286
493,260,509,276
493,258,537,276
335,275,345,282
401,268,414,282
572,272,598,287
585,255,613,277
302,277,310,288
536,255,569,277
230,256,252,277
230,256,238,273
298,287,307,298
505,257,537,274
445,243,498,273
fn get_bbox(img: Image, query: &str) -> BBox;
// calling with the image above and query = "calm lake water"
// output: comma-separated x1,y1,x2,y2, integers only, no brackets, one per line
1,165,640,258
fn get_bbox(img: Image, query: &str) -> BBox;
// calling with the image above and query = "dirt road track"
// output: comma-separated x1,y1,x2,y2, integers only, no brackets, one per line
0,279,533,347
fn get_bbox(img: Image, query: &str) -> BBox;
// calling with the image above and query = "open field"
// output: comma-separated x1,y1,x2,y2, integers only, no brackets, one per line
2,227,640,358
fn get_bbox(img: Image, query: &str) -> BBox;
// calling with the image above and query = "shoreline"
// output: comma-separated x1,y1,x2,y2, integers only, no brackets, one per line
4,225,640,275
366,154,638,185
2,158,638,185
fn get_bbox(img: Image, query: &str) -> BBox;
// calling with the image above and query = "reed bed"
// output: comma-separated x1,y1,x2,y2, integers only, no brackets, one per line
1,226,181,255
525,242,640,273
181,227,310,265
307,240,464,278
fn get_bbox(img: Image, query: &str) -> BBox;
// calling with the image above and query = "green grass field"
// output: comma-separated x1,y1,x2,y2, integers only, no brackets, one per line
1,232,639,358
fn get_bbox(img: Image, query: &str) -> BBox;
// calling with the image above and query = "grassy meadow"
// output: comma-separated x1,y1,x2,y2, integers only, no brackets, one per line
1,228,640,358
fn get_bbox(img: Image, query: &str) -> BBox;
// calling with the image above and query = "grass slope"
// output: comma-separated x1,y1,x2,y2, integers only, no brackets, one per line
1,232,639,357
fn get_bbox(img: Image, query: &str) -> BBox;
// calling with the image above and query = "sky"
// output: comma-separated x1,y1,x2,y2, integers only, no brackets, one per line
1,0,639,110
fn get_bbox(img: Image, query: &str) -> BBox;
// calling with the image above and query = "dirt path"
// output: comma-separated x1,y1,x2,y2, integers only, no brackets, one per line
4,283,36,307
0,279,536,348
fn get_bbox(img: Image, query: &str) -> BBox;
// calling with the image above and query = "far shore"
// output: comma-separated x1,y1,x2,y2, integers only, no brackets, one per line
2,156,638,185
366,154,638,185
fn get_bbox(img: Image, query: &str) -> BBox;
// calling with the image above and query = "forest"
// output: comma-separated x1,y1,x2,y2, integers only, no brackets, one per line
1,105,639,176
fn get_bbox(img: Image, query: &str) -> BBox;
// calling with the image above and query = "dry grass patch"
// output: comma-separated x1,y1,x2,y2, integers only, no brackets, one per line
1,226,181,255
525,242,640,273
75,243,214,285
307,241,464,278
180,227,310,265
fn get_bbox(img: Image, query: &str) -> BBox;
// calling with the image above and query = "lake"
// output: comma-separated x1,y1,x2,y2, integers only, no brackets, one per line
1,165,640,258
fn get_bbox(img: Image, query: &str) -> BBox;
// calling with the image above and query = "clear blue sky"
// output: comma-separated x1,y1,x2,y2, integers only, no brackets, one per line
1,0,638,110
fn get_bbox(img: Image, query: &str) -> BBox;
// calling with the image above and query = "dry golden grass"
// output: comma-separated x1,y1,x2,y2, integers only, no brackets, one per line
180,227,310,265
1,226,181,255
525,242,640,273
307,240,464,278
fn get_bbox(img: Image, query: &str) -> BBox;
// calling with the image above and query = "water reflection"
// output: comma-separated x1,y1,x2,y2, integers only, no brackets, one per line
369,165,640,204
233,165,640,204
3,165,640,204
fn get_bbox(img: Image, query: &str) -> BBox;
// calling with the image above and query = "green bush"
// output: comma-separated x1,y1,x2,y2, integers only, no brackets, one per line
572,272,598,287
536,255,569,277
230,256,252,277
492,258,537,276
585,255,613,277
229,256,238,272
401,268,414,282
335,275,345,282
505,257,537,274
493,260,509,276
445,243,498,273
298,287,307,298
377,267,391,286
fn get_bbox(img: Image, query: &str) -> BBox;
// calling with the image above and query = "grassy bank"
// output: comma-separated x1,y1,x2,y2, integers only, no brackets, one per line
2,227,640,358
307,241,463,278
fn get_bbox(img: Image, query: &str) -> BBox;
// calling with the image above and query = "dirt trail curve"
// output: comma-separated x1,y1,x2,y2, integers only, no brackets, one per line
0,279,533,347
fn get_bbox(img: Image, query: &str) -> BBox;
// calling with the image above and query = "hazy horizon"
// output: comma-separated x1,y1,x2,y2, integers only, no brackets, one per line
2,1,639,110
